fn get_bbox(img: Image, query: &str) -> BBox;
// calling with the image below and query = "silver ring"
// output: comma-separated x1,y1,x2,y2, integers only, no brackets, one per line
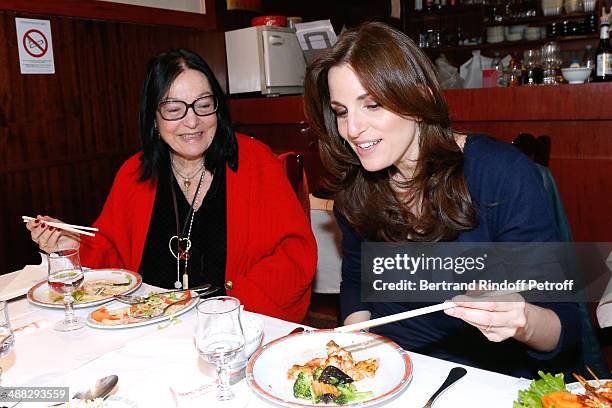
40,242,48,248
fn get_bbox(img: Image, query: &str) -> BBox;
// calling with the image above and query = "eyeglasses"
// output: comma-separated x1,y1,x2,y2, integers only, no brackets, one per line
157,95,218,121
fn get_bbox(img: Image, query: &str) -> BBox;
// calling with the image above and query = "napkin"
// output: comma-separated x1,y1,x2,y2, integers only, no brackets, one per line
0,255,47,301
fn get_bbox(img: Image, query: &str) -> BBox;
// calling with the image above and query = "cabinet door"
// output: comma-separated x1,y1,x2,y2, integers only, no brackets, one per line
261,30,307,87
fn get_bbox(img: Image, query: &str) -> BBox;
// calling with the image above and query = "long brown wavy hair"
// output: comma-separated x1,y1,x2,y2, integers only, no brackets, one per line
304,22,476,242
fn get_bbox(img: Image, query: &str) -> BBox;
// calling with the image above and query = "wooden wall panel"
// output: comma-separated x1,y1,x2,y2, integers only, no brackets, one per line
0,10,227,273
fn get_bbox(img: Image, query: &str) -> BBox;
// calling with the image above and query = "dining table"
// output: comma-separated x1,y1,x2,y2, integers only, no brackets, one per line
1,267,531,408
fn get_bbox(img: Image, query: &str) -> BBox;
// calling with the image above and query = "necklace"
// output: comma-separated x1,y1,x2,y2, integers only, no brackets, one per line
171,158,204,195
168,158,205,289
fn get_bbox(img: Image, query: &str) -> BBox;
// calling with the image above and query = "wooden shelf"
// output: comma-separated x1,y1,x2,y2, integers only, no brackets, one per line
485,11,596,26
405,4,485,19
422,32,597,53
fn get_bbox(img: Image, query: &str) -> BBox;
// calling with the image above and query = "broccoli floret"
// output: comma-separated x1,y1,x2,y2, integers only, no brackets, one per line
313,367,324,381
293,372,313,400
334,383,374,405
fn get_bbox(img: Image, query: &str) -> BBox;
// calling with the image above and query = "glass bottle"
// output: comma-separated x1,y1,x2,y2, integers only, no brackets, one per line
492,52,508,86
594,20,612,82
507,56,522,86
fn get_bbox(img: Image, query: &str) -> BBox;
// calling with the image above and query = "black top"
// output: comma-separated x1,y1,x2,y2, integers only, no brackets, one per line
139,164,227,293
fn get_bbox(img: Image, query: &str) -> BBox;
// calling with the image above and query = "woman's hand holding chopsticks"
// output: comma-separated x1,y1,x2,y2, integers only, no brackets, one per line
445,293,562,352
24,215,84,253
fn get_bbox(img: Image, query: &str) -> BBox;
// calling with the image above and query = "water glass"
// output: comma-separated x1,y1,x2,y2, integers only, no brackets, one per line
47,248,85,331
195,296,244,401
0,301,15,386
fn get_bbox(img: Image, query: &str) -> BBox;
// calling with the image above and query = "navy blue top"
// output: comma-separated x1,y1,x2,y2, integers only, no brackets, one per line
337,135,580,378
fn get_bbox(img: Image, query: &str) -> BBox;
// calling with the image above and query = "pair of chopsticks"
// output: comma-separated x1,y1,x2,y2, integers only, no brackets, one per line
334,289,525,333
22,216,98,237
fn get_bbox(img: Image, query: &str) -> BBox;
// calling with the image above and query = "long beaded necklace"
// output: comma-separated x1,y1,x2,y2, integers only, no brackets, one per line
168,158,205,289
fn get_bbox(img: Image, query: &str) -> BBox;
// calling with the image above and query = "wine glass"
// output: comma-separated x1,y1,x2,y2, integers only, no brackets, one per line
47,248,85,331
195,296,245,401
0,300,15,386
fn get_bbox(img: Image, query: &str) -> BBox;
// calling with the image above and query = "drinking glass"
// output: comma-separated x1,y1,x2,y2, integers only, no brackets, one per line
541,42,561,85
47,248,85,331
195,296,245,401
523,49,543,85
0,301,15,386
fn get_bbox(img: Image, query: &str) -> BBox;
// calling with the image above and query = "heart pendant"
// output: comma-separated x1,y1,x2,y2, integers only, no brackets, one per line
168,235,192,260
183,179,191,189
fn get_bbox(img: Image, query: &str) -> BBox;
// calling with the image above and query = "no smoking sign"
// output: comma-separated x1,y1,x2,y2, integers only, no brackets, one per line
15,18,55,74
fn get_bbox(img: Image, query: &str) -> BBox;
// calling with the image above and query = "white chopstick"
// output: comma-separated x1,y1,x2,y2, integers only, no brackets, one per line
22,216,98,237
334,302,456,333
334,288,526,333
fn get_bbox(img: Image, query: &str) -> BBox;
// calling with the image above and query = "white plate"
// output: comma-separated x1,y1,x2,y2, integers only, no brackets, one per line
27,269,141,309
86,292,198,329
246,330,412,407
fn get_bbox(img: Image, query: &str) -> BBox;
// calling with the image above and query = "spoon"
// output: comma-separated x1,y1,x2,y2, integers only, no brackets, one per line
422,367,467,408
72,374,119,400
51,375,118,405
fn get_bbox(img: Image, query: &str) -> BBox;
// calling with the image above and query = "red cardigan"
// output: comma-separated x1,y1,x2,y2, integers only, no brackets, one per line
80,134,317,322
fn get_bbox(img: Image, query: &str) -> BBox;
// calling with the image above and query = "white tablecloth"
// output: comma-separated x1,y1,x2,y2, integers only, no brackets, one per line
0,280,530,407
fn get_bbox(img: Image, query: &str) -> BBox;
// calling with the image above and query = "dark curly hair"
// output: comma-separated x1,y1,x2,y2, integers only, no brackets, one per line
304,22,476,242
138,48,237,182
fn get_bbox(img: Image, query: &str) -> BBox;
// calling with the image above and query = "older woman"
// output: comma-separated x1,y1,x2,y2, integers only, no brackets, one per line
303,22,579,376
26,49,317,322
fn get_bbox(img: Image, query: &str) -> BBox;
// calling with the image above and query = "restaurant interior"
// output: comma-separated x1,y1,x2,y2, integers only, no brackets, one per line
1,0,612,406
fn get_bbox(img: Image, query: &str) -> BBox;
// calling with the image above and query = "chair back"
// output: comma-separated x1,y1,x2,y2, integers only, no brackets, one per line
512,133,551,167
277,152,310,216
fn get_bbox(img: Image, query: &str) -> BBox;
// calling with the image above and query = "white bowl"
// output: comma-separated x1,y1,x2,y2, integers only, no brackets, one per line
561,67,592,84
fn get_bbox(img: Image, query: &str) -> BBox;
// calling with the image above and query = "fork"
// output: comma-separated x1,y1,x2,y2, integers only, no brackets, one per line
131,286,220,319
114,283,212,305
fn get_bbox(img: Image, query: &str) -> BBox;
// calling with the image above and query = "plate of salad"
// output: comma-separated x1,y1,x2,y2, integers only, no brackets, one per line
27,268,141,309
514,371,612,408
86,290,197,329
246,330,412,407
